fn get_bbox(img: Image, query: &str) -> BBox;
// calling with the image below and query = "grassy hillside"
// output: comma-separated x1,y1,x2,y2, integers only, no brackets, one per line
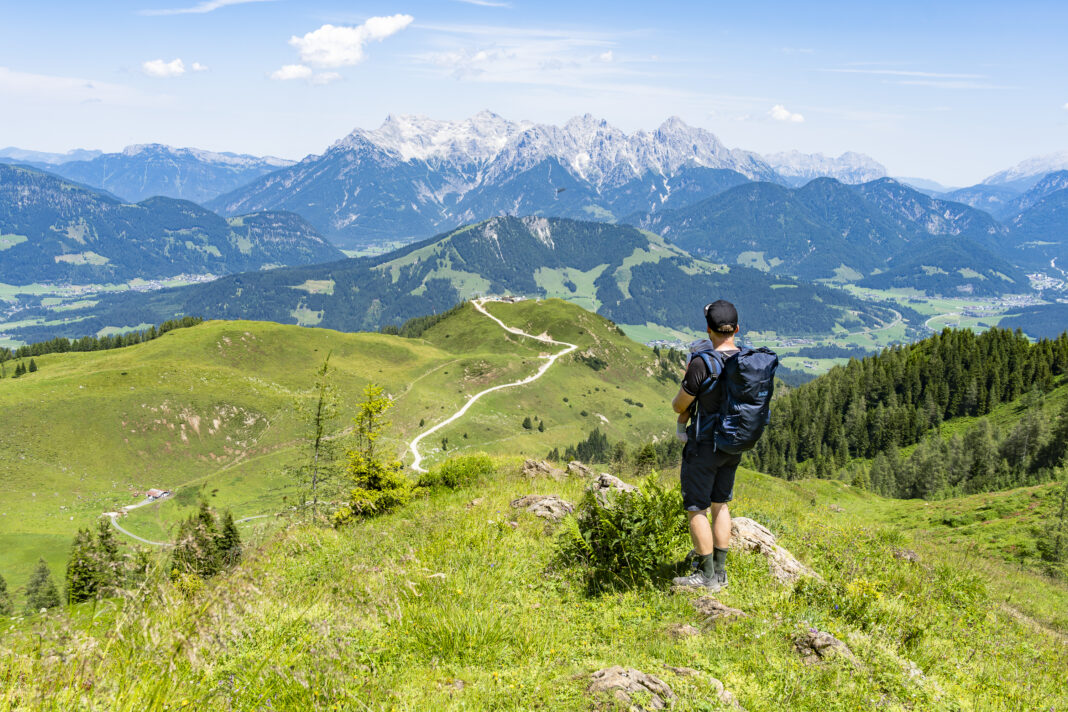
0,299,679,591
0,461,1064,710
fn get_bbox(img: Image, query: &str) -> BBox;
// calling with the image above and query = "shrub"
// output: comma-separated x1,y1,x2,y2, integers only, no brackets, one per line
559,474,688,592
418,453,494,490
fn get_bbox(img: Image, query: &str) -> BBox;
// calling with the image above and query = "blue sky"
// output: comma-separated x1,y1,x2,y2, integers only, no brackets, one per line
1,0,1065,185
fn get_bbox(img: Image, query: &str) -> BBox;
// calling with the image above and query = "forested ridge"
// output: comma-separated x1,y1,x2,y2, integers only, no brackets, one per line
752,327,1068,497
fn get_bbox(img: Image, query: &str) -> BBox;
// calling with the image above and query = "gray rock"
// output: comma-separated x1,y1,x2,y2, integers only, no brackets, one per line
792,628,859,666
730,517,820,584
588,473,637,507
664,623,701,639
567,460,593,477
588,666,676,710
522,459,565,480
509,494,574,522
829,504,844,513
691,596,746,623
892,548,921,563
708,677,743,710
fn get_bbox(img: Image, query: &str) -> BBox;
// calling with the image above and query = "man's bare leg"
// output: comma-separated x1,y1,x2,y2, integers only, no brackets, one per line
709,502,731,549
686,510,716,555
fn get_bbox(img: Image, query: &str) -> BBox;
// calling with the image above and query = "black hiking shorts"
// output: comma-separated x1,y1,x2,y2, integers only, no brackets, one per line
680,439,742,511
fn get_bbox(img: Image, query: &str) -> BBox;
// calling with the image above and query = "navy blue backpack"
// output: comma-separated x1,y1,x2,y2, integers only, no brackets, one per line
690,347,779,453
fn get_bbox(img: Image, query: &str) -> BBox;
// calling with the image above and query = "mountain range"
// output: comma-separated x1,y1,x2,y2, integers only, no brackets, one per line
0,164,343,284
0,145,293,205
7,216,893,344
635,177,1031,294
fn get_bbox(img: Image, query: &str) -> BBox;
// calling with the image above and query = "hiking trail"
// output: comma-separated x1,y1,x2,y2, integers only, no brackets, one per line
407,298,577,473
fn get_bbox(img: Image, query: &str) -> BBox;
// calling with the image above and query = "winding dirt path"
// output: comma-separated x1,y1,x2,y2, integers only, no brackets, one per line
407,298,577,473
106,298,574,543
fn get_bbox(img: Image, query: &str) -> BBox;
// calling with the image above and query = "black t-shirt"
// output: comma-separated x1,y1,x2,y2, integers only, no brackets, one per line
681,349,739,396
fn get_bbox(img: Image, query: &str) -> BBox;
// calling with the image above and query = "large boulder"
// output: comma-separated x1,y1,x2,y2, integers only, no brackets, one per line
588,666,676,710
588,473,637,507
509,494,573,522
792,628,859,666
567,460,593,477
522,459,565,480
730,517,819,584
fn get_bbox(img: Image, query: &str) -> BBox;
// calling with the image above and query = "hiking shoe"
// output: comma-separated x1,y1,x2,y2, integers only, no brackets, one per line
672,571,722,591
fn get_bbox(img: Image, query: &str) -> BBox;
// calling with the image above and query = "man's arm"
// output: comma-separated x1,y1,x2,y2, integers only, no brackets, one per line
672,387,695,414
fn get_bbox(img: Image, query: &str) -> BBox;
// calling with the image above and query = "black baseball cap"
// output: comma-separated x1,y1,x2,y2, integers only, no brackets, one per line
704,300,738,333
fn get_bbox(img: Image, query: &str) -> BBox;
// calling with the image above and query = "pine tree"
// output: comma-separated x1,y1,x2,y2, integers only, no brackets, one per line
172,503,222,579
216,511,242,568
334,384,413,524
94,518,122,595
27,358,37,373
537,419,545,432
24,559,61,614
522,416,533,430
0,572,13,616
65,528,97,604
294,354,340,519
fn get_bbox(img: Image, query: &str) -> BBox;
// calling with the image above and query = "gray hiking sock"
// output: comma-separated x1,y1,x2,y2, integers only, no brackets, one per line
698,553,717,579
712,547,729,574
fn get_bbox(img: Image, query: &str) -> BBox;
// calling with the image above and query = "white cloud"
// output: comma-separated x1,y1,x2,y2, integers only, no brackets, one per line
270,64,313,80
1062,102,1068,110
140,0,275,16
599,51,613,62
142,58,187,78
769,104,804,123
289,15,414,68
191,62,208,72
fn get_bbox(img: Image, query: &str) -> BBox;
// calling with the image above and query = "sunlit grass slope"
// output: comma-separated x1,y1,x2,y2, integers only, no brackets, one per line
0,300,678,590
1,462,1064,711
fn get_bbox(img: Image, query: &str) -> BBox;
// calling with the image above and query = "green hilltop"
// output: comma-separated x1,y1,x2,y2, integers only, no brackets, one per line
0,299,678,590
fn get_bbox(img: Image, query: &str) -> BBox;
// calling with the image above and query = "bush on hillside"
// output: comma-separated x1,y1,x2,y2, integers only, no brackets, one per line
559,475,688,592
418,453,494,490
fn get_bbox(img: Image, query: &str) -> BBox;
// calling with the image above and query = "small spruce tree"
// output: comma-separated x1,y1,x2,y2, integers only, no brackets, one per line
172,503,222,579
94,519,122,595
333,384,414,524
24,559,61,614
216,511,242,568
522,416,533,430
28,358,37,373
538,420,545,433
65,528,98,604
0,572,13,616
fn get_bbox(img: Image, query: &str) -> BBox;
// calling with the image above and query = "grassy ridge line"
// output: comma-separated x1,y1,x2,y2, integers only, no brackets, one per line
1,462,1064,710
0,300,678,590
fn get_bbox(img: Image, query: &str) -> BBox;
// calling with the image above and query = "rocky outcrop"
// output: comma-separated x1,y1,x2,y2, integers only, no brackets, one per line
691,596,746,623
588,473,637,507
730,517,819,584
664,623,701,639
522,459,565,480
567,460,593,477
892,548,921,563
588,666,676,710
509,494,573,522
792,628,859,666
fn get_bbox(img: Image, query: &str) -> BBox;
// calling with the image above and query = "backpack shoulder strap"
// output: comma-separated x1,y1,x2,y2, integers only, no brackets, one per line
692,350,724,397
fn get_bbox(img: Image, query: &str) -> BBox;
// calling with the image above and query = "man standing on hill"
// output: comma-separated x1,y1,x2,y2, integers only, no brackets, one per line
670,300,742,591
